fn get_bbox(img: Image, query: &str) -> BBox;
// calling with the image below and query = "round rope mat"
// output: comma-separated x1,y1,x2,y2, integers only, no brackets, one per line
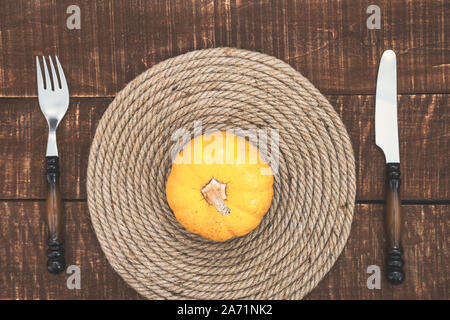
87,47,356,299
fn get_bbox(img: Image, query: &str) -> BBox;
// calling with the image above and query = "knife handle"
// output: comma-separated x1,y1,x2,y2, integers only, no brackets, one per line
45,156,66,274
385,163,404,284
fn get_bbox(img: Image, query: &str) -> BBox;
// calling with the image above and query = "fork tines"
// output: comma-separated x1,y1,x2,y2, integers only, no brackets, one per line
35,56,67,92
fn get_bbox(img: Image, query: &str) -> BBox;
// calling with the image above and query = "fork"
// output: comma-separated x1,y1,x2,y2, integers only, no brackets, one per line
36,56,69,274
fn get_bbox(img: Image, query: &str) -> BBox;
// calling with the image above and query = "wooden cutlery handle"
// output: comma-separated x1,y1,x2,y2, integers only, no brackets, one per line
45,156,66,274
385,163,404,284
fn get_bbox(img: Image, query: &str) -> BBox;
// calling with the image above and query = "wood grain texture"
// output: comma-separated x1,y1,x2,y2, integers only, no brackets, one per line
0,201,142,299
0,94,447,200
0,0,447,300
0,98,109,199
307,204,449,300
0,0,448,97
0,202,447,299
334,94,449,201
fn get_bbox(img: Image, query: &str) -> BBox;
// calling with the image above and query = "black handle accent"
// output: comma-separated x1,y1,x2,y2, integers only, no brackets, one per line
47,237,65,274
45,156,66,274
387,245,404,285
385,163,404,284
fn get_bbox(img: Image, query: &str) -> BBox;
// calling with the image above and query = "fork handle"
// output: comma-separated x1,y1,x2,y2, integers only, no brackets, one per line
45,156,66,274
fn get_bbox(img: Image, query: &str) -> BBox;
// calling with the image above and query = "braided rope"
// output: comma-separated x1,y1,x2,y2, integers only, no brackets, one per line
87,48,356,299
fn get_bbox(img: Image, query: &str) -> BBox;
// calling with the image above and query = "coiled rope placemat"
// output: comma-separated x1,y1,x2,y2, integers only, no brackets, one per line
87,47,356,299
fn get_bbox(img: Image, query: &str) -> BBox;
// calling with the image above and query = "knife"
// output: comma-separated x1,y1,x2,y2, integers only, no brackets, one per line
375,50,404,284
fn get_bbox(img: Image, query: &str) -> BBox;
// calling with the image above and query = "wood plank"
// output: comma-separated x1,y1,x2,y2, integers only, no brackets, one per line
0,201,447,299
0,0,448,97
307,204,449,300
0,98,110,200
333,94,449,201
0,201,142,299
0,94,447,200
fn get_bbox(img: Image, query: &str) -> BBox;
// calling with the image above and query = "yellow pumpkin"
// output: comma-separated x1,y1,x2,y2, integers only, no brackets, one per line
166,131,274,241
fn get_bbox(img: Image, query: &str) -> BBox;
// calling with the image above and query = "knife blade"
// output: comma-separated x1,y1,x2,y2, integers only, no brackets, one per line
375,50,405,285
376,50,400,163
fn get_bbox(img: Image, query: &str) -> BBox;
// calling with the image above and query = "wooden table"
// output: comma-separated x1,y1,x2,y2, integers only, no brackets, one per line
0,0,448,300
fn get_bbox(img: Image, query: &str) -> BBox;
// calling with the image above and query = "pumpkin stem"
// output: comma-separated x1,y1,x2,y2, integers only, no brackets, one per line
201,178,231,216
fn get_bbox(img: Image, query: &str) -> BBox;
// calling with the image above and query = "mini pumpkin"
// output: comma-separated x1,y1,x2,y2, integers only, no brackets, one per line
166,131,274,241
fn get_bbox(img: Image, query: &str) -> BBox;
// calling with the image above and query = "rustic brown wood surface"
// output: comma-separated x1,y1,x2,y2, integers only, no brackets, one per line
0,202,447,299
0,0,448,299
0,95,447,201
0,0,448,97
307,204,448,300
